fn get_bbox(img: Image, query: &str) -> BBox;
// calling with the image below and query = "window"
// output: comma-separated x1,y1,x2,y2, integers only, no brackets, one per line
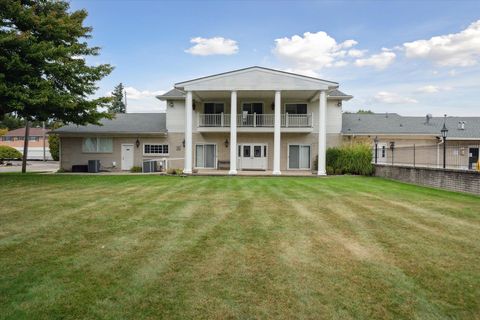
381,146,386,158
144,144,169,155
288,145,311,169
1,136,13,141
285,103,307,114
196,144,216,168
204,102,224,114
82,137,113,153
29,136,39,141
243,145,251,158
242,103,263,114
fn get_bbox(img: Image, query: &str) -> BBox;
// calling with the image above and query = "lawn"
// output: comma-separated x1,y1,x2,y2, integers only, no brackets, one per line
0,174,479,319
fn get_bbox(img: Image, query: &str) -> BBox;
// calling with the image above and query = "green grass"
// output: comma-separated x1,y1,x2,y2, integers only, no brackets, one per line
0,174,479,319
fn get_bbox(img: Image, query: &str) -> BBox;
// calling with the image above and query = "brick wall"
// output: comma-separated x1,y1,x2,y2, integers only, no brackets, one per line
374,164,480,195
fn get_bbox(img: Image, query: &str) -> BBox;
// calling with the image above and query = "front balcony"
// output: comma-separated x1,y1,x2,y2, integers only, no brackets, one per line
197,113,313,132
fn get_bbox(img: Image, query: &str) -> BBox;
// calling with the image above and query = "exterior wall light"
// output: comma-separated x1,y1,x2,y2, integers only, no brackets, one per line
135,138,140,148
182,139,185,148
224,138,229,148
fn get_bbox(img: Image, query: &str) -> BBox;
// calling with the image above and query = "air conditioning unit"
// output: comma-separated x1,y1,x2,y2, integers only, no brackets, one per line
88,160,101,173
142,160,157,173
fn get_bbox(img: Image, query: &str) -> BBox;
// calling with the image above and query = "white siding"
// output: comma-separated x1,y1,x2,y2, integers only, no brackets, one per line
166,100,186,133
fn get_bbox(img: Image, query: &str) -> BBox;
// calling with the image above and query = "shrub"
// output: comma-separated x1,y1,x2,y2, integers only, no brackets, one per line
325,143,373,176
0,145,22,162
167,168,184,175
130,166,142,173
48,134,59,161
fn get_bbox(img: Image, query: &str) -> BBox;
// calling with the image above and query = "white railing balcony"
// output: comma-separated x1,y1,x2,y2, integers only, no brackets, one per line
198,113,313,128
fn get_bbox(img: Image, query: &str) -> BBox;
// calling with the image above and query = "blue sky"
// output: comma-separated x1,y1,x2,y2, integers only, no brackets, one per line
71,0,480,116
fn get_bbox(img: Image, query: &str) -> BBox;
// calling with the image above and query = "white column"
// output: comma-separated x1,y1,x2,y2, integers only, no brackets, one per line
229,91,238,175
184,91,193,174
273,90,281,175
318,90,327,176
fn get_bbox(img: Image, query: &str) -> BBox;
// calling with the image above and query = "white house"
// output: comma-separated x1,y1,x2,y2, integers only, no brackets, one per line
55,67,352,174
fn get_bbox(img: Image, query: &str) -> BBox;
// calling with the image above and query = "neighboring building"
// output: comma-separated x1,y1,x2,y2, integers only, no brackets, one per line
54,66,352,174
342,113,480,170
0,127,51,160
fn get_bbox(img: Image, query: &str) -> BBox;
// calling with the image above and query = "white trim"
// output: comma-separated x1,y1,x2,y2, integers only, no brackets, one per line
142,143,169,156
287,144,312,170
194,143,218,169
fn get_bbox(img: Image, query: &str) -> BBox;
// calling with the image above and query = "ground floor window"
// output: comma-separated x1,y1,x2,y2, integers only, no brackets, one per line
195,144,216,168
288,145,311,169
144,144,168,155
83,137,113,153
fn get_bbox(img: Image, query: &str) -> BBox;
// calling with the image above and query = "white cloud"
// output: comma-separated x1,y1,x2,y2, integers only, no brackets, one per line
105,87,166,113
374,91,418,104
273,31,359,75
354,49,396,70
185,37,238,56
124,87,164,100
415,85,453,94
347,49,367,58
403,20,480,67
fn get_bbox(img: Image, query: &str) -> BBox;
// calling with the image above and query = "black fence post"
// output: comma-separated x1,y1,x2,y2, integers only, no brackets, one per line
390,142,395,166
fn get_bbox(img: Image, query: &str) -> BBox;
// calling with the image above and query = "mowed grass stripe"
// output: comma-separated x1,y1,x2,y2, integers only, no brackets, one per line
0,174,479,319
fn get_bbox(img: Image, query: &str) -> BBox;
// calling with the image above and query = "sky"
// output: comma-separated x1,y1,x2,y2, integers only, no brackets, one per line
71,0,480,116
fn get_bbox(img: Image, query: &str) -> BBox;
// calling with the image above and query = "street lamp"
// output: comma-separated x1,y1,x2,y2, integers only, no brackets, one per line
441,115,448,169
373,136,379,164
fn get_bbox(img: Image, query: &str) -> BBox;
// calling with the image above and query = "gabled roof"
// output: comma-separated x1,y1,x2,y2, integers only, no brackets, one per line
53,113,167,135
157,87,352,101
173,66,339,92
342,113,480,139
5,127,48,137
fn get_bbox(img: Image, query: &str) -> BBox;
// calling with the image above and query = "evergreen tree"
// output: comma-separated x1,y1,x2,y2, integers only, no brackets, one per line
0,0,113,172
109,83,126,113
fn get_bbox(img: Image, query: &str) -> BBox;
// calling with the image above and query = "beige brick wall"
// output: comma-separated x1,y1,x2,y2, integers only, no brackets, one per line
60,132,342,172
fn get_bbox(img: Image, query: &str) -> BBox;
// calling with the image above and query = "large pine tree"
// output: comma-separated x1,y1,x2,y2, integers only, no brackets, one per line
108,83,126,113
0,0,113,172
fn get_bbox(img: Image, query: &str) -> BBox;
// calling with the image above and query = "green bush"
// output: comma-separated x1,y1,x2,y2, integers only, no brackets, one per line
48,134,59,161
130,166,142,173
167,168,183,175
325,144,373,176
0,145,22,162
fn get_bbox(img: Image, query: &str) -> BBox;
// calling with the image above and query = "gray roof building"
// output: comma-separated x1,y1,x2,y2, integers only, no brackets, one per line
342,113,480,139
53,113,167,135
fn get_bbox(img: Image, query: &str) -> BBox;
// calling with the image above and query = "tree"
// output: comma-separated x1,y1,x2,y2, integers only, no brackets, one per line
356,109,374,114
0,114,25,130
47,122,62,161
0,0,113,172
108,83,126,113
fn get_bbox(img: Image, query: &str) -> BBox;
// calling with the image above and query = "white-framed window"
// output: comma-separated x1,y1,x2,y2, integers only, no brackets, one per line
285,103,307,114
288,144,311,169
204,102,225,114
195,144,216,168
82,137,113,153
144,144,169,156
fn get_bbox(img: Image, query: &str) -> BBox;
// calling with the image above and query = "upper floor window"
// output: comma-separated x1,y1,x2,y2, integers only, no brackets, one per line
285,103,307,115
204,102,224,114
144,144,169,155
83,137,113,153
242,102,263,114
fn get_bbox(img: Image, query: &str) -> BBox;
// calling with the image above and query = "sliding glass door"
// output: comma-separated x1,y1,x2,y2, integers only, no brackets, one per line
288,145,311,169
196,144,216,168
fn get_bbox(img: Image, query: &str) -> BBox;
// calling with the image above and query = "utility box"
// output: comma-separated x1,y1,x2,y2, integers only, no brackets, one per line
142,160,157,173
88,160,101,173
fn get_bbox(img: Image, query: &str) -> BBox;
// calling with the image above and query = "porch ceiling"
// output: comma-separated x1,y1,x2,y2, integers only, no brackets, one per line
194,90,318,101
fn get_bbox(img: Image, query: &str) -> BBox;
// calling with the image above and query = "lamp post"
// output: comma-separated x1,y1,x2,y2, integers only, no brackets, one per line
441,115,448,169
373,136,379,164
390,141,395,165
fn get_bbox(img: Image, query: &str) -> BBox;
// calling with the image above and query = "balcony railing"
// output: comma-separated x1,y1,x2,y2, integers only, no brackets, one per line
198,113,313,128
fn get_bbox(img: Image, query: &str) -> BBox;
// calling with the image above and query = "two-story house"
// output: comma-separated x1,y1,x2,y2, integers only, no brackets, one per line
55,67,352,174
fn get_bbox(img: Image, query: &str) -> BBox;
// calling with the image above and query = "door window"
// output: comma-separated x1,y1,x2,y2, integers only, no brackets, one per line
242,103,263,114
243,145,251,158
285,103,307,114
289,145,311,169
196,144,216,168
204,103,224,114
254,145,262,158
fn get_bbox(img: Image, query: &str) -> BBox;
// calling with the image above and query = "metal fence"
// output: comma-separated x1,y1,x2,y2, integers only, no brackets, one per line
372,143,480,171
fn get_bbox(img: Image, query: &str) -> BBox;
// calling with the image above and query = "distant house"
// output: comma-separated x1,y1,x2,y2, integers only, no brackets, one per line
342,113,480,170
0,127,51,160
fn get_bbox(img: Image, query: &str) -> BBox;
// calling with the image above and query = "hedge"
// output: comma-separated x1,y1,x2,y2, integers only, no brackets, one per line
324,143,374,175
0,145,22,161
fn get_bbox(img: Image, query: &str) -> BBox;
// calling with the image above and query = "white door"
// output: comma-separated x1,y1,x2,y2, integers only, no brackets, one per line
121,144,134,170
375,143,387,164
238,144,267,170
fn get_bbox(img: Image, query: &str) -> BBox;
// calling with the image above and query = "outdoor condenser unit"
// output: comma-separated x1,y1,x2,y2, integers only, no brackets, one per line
88,160,101,173
142,160,158,173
